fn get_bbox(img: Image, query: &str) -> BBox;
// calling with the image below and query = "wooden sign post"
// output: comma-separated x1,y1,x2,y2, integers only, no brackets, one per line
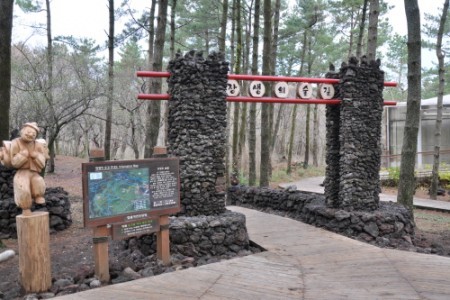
16,211,52,292
93,225,110,282
153,146,171,265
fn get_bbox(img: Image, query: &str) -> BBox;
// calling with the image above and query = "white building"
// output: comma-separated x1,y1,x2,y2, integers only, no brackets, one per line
384,94,450,169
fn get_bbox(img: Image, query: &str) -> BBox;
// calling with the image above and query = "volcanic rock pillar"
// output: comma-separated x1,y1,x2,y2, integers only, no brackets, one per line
325,57,385,211
167,51,228,216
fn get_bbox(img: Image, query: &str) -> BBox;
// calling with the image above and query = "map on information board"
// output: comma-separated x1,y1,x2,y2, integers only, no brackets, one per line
82,158,180,227
88,168,150,219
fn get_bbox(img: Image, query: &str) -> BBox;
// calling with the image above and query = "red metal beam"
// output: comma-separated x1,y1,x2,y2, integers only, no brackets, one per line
137,93,397,106
136,71,398,87
138,93,170,100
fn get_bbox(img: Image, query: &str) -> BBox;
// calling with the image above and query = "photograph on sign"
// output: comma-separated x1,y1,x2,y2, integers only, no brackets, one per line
297,82,313,99
273,82,289,98
226,79,240,97
82,158,180,227
248,80,265,98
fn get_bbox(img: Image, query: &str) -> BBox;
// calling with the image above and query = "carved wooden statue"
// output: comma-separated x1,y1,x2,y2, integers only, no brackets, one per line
0,122,47,215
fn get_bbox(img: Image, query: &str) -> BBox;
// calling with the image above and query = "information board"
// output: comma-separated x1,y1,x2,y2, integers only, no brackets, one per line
82,158,180,227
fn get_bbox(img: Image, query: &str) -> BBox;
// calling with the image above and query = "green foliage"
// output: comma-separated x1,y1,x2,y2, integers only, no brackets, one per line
274,165,325,184
238,173,249,186
16,0,42,13
387,167,401,182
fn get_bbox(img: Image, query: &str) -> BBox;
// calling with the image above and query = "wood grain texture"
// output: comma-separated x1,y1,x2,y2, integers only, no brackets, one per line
57,206,450,299
16,211,51,293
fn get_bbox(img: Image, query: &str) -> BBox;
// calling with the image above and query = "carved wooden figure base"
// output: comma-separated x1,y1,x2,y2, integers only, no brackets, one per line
16,211,51,293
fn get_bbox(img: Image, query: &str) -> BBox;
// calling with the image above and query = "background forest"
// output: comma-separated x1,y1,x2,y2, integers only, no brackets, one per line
3,0,449,188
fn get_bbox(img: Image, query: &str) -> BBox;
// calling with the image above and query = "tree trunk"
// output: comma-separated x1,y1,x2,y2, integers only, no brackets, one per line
312,104,319,167
397,0,421,213
170,0,177,59
219,0,228,53
144,0,168,158
45,0,56,173
259,0,272,187
248,0,260,186
287,105,297,174
104,0,115,161
367,0,380,61
430,0,449,199
271,105,284,152
232,0,242,175
0,0,13,144
356,0,369,58
230,0,236,71
237,103,247,173
268,0,281,156
148,0,156,68
304,105,310,169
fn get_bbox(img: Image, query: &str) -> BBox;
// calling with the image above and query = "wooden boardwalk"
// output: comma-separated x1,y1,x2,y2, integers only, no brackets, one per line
58,206,450,299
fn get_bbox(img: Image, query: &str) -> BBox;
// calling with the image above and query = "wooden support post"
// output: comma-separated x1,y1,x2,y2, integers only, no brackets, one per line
153,146,167,157
153,146,171,265
16,211,51,293
93,225,110,282
157,215,170,265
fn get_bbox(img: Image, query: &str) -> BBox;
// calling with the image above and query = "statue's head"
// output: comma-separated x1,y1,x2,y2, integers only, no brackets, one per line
20,122,39,143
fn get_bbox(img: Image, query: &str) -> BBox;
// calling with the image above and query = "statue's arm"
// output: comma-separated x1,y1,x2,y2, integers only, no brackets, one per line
30,146,46,170
10,140,28,168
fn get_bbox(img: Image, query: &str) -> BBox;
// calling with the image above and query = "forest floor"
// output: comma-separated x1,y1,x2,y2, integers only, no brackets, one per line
1,156,450,297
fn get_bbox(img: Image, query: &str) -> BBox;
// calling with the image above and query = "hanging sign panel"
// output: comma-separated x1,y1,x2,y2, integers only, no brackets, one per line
226,80,240,97
297,83,313,99
248,81,265,97
82,158,180,227
319,83,335,99
273,82,289,98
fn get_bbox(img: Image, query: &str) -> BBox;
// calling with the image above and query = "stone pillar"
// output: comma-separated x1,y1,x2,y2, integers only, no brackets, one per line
337,56,384,211
167,51,228,216
324,65,341,208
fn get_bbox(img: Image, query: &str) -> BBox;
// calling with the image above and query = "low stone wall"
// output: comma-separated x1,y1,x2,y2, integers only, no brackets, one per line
122,210,250,258
228,185,415,246
0,166,72,238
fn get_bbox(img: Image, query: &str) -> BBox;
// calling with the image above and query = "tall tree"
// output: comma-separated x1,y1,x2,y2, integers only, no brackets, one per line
45,0,57,172
356,0,369,58
259,0,272,187
104,0,115,160
144,0,168,157
367,0,380,60
232,0,242,175
397,0,421,213
0,0,14,144
429,0,449,199
248,0,260,186
170,0,177,58
219,0,228,53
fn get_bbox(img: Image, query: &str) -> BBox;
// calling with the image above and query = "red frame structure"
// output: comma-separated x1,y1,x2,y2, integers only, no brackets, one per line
136,71,398,106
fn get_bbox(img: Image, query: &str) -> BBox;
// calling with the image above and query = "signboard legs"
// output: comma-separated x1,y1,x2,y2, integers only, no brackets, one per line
154,147,171,266
157,215,170,265
93,225,110,282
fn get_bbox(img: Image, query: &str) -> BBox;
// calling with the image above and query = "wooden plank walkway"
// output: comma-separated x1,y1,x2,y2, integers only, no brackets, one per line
58,206,450,299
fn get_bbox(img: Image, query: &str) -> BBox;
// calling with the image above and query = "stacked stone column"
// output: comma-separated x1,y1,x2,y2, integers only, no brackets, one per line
325,56,385,211
324,66,341,207
167,51,228,216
